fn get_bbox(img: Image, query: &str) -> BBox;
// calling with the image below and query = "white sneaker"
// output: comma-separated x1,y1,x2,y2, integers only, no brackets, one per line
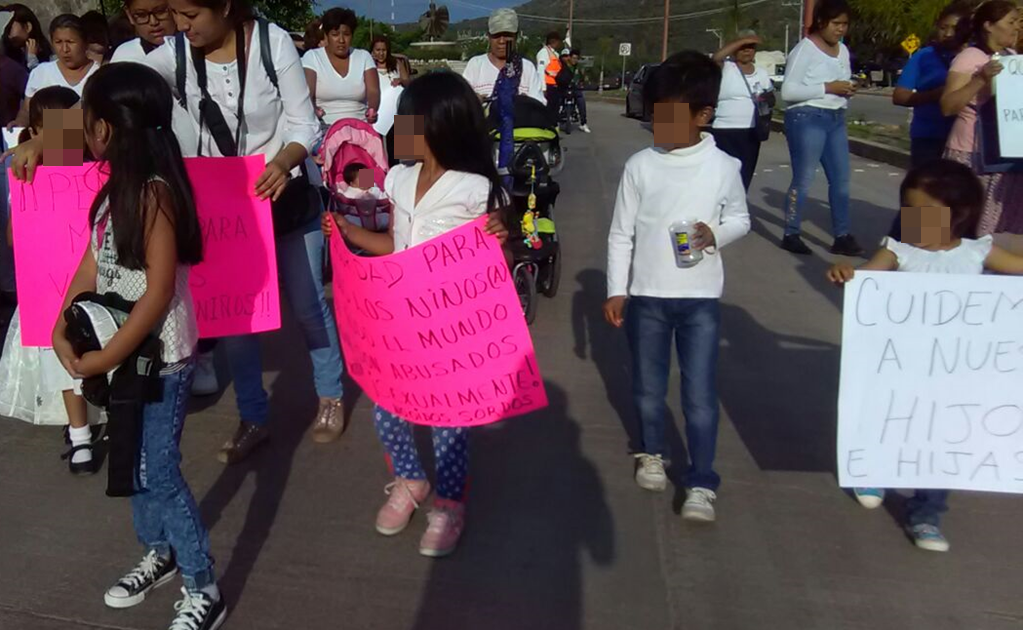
580,124,592,133
853,487,885,509
191,352,219,396
634,454,667,492
682,488,716,522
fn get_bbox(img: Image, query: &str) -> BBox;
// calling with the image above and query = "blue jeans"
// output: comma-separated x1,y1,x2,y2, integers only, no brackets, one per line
224,217,343,425
783,107,851,237
626,297,721,491
132,359,216,590
907,489,950,527
373,406,469,502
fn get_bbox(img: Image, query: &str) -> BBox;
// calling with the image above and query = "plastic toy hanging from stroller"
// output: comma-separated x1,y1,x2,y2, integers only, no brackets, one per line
320,118,392,233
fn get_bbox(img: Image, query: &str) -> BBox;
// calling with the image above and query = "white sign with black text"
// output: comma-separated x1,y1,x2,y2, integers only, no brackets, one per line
994,54,1023,159
837,271,1023,493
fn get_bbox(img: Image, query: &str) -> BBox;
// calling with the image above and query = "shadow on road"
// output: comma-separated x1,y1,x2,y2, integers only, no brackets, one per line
718,302,839,473
410,382,614,630
570,269,689,501
196,305,361,607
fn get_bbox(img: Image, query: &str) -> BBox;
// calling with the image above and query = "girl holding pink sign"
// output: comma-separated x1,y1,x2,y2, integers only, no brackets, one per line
323,72,510,558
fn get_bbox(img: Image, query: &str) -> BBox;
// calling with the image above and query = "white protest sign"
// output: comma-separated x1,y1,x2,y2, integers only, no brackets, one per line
994,55,1023,159
837,271,1023,493
374,84,403,137
2,127,23,150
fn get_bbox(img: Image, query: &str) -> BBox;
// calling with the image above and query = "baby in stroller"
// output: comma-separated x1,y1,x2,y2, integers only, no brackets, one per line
321,119,392,232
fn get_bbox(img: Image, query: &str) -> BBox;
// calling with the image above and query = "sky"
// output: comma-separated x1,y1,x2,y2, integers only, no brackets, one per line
320,0,516,26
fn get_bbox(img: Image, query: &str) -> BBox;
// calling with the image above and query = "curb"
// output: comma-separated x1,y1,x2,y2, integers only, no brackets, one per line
770,118,910,170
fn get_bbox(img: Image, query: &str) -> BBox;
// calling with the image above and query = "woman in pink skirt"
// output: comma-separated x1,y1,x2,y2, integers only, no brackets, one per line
941,0,1023,235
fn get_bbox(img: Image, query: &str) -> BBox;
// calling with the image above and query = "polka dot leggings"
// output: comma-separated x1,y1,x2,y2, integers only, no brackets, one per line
373,405,469,502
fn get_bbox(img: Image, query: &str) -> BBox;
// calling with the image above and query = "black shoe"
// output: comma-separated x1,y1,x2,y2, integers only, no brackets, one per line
780,234,812,255
831,234,865,257
61,444,98,475
104,551,179,609
169,587,227,630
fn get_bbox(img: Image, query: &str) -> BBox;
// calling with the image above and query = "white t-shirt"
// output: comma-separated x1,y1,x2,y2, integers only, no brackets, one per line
462,54,547,104
110,38,149,63
25,60,100,98
713,62,773,129
607,134,751,299
884,236,993,274
386,163,490,251
781,37,851,110
145,23,320,171
302,47,376,125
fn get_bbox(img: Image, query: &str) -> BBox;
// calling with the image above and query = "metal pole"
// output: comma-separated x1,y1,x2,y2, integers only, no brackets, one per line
785,22,789,52
621,54,626,91
802,0,815,38
568,0,574,47
661,0,669,61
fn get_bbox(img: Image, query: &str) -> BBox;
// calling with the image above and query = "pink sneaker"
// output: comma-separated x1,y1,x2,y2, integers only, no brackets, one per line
419,499,465,558
376,479,431,536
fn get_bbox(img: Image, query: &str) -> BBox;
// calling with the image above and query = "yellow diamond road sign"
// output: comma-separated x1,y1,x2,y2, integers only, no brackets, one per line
901,34,921,55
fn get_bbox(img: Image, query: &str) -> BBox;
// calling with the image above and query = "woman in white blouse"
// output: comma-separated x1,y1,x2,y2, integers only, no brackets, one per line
779,0,863,257
9,14,99,129
711,30,775,191
302,7,380,127
146,0,347,460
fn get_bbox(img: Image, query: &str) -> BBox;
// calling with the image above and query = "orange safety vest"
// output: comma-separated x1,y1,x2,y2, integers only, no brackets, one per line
543,46,562,86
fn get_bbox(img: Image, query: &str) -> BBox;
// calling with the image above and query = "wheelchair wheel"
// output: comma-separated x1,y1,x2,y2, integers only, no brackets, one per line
514,264,538,325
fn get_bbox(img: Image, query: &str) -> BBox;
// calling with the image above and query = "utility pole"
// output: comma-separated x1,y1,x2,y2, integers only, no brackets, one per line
661,0,669,60
706,28,723,49
803,0,815,36
568,0,574,47
782,0,801,46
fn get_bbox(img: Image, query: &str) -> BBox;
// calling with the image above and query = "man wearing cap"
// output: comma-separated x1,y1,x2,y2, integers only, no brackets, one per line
462,8,546,104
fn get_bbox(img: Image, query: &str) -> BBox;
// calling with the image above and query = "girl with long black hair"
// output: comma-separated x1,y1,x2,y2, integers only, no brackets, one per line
1,3,53,70
323,71,509,557
53,62,225,629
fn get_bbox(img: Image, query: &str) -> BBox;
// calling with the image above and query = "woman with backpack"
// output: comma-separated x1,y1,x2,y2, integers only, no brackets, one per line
143,0,347,458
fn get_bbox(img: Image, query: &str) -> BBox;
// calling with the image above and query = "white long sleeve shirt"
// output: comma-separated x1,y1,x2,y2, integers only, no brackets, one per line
781,37,851,110
607,134,750,299
462,54,547,104
144,22,320,168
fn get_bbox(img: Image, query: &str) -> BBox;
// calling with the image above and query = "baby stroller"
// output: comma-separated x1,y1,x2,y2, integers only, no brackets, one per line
506,139,561,325
320,118,392,233
488,95,564,177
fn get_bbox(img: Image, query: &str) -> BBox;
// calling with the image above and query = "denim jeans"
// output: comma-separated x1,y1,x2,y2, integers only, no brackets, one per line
571,87,588,124
906,489,950,527
712,127,762,191
132,359,216,591
0,144,14,293
223,217,343,425
626,297,721,491
783,106,851,237
373,405,469,501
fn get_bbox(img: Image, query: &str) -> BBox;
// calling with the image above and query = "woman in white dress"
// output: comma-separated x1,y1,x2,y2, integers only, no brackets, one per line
370,35,409,164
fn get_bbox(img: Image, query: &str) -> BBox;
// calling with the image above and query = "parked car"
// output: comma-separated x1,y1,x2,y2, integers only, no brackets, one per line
625,64,657,121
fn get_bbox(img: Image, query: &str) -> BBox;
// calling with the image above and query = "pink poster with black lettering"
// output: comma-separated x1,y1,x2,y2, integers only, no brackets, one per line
329,218,548,427
8,157,280,346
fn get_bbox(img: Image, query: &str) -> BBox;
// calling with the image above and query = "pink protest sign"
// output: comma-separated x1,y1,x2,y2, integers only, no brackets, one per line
8,156,279,346
330,218,548,427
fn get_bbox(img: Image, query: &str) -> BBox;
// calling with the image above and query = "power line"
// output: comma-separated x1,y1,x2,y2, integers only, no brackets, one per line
445,0,772,25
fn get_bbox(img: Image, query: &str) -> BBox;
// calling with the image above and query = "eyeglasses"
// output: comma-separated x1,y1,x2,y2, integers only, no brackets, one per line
130,7,171,25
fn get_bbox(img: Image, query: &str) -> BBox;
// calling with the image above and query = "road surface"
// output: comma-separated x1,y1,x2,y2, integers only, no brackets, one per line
2,101,1022,630
847,91,912,127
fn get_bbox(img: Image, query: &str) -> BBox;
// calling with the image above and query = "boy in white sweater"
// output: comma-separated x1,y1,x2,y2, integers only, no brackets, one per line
605,51,750,522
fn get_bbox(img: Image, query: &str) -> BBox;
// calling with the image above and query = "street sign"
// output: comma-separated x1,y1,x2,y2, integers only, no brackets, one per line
619,43,632,57
900,34,920,55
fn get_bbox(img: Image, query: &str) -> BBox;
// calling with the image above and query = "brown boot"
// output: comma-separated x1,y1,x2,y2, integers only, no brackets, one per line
310,399,345,444
217,421,269,465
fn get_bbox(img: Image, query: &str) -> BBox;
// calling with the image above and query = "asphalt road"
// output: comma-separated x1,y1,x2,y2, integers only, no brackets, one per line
847,91,912,127
2,101,1022,630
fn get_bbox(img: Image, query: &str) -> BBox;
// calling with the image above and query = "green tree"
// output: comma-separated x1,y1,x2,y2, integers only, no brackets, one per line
848,0,962,53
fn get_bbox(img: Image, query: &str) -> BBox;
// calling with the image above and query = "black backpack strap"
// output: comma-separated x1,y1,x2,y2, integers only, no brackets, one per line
175,32,187,109
258,18,279,96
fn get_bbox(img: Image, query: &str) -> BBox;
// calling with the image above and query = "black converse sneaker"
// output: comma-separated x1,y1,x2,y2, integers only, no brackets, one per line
168,587,227,630
104,550,179,608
